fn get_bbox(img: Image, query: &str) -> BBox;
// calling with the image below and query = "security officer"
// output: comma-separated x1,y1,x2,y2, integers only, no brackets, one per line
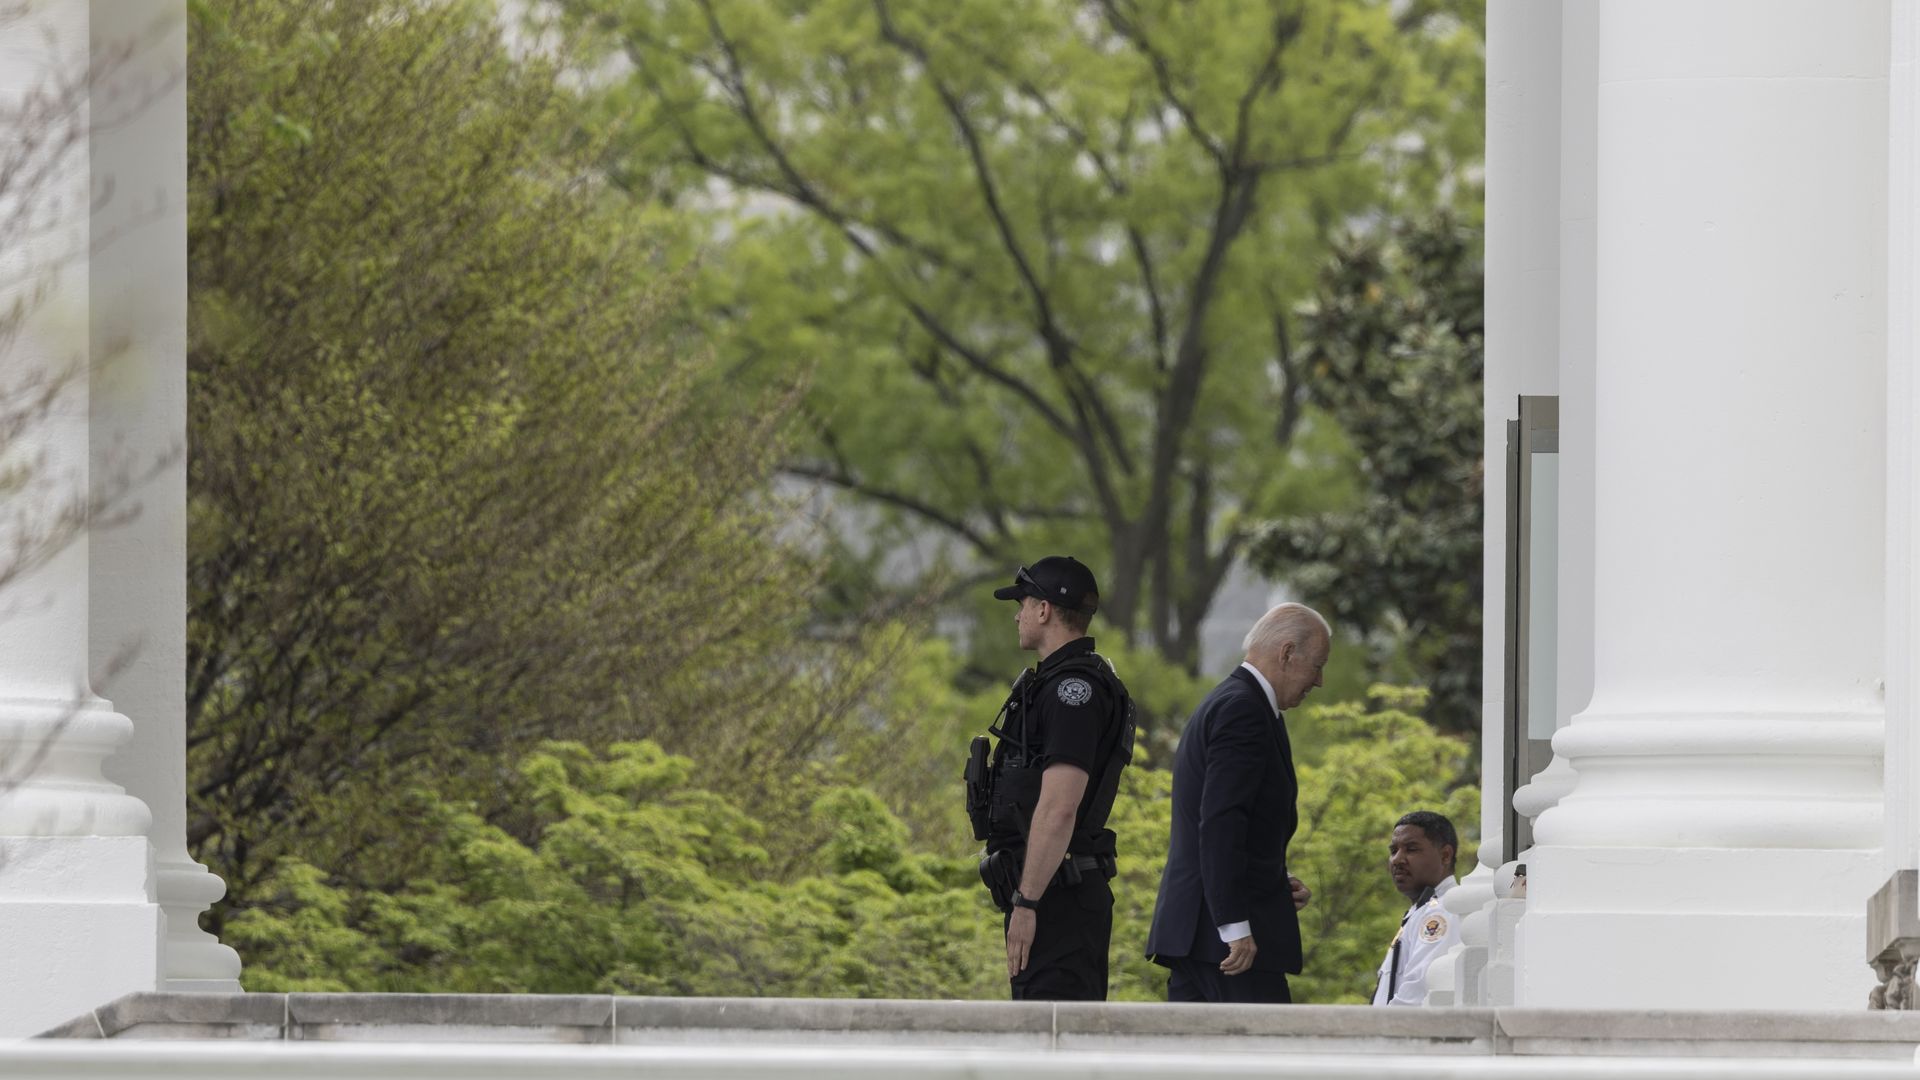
1371,810,1463,1006
964,556,1134,1001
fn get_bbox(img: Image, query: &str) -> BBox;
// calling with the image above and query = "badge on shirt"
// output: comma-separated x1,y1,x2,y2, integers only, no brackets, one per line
1056,677,1092,706
1419,913,1448,944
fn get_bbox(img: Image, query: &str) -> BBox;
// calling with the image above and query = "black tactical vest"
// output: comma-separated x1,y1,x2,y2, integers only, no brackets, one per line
967,653,1135,856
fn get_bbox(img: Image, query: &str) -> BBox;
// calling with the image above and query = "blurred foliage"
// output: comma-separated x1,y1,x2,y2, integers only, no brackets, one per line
185,0,882,919
183,0,1486,1004
552,0,1483,671
231,688,1473,1003
1249,216,1484,735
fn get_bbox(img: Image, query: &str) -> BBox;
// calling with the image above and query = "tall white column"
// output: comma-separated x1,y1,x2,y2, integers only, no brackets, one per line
1453,0,1567,1009
1522,0,1890,1009
1480,0,1563,897
1865,0,1920,1012
1887,0,1920,888
89,0,240,992
1553,0,1597,787
0,0,164,1036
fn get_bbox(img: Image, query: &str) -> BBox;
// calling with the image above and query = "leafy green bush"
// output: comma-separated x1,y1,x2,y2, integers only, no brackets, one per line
230,687,1472,1003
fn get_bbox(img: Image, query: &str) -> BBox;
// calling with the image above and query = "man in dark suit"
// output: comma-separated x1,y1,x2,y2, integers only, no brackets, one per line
1145,603,1330,1004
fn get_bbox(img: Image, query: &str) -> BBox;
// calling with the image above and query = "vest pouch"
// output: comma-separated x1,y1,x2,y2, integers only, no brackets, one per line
989,763,1044,836
963,736,993,841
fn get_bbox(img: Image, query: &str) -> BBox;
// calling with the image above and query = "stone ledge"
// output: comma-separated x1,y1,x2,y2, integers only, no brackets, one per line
289,993,616,1044
1495,1008,1920,1060
37,992,1920,1060
1051,1001,1495,1055
66,993,287,1041
618,996,1049,1034
614,997,1051,1049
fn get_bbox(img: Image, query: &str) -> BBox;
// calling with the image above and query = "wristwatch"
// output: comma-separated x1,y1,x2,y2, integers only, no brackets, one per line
1011,890,1040,910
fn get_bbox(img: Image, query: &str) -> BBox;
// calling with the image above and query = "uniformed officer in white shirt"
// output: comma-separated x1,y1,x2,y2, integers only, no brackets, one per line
1371,810,1462,1006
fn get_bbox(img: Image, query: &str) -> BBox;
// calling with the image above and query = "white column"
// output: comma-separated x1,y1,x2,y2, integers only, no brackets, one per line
88,0,240,992
1522,0,1890,1009
1871,1,1920,1008
1553,0,1598,785
1484,0,1599,1009
1453,0,1566,1009
0,0,163,1036
1480,0,1563,907
1888,0,1920,884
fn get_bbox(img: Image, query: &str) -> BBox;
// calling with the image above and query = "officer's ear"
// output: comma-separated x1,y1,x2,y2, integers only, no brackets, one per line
1442,844,1457,872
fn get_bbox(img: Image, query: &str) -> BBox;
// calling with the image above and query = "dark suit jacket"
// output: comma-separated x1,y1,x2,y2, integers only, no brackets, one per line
1144,666,1301,974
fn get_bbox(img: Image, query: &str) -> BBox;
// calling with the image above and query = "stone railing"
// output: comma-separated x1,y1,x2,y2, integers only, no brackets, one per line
9,1038,1920,1080
25,991,1920,1074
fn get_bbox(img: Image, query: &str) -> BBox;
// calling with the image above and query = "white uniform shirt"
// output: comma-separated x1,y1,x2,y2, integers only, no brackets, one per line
1370,875,1460,1006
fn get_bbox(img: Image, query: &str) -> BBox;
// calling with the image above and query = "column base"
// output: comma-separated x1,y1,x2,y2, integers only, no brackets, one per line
1518,845,1881,1009
0,835,162,1035
157,859,242,990
0,901,163,1036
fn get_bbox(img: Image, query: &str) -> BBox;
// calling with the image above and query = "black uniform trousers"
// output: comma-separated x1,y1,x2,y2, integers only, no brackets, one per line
1164,955,1292,1004
1005,877,1113,1001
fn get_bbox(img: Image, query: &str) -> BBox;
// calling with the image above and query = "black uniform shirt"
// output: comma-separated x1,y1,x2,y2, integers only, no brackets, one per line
1031,636,1125,852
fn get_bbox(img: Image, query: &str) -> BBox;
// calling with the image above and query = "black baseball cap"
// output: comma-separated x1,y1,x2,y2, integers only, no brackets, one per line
993,556,1100,615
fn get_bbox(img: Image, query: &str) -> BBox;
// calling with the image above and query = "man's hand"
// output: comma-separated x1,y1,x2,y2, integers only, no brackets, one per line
1290,875,1311,911
1006,907,1037,978
1220,933,1258,976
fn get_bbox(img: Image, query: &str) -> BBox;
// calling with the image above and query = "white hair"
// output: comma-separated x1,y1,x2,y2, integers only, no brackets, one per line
1242,602,1331,658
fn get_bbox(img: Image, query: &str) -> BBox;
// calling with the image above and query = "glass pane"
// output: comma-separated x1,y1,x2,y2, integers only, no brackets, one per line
1527,452,1559,740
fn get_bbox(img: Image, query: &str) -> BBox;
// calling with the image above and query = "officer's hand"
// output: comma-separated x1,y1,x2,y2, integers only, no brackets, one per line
1220,933,1258,976
1290,875,1312,911
1006,907,1037,979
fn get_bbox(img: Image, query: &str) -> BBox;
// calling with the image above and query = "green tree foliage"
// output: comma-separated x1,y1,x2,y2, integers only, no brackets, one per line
555,0,1483,669
183,0,1486,1004
185,0,839,914
230,690,1472,1004
1287,685,1477,1002
226,740,1006,997
1248,217,1484,734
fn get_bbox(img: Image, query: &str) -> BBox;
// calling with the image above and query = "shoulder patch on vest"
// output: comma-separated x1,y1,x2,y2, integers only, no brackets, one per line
1419,913,1449,944
1056,676,1093,706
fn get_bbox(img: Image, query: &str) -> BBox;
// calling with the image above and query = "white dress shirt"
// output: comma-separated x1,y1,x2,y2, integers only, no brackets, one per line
1217,662,1280,945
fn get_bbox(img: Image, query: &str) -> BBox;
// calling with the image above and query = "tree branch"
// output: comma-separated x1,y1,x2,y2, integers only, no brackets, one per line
642,1,1081,437
1095,0,1224,166
870,0,1137,505
781,462,1005,561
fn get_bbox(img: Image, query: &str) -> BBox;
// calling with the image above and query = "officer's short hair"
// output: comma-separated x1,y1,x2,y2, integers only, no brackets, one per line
1396,810,1458,870
1054,595,1095,634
